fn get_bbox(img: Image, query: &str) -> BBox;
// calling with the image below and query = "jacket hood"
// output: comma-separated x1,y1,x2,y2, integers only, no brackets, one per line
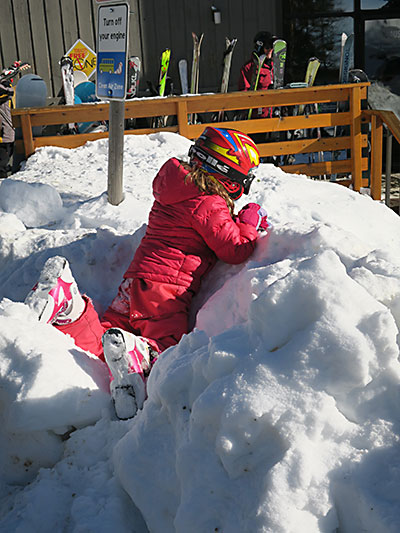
153,158,202,206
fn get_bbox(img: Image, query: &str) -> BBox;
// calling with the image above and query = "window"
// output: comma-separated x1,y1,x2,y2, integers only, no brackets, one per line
362,1,397,9
365,18,400,91
283,0,400,93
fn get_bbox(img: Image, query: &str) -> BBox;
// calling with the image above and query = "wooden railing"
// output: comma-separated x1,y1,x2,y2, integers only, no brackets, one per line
12,83,371,193
362,108,400,203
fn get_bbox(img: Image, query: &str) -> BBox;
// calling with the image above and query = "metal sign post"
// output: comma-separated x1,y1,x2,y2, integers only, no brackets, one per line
96,2,129,206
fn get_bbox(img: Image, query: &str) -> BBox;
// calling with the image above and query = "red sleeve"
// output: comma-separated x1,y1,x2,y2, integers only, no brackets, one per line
258,62,273,90
238,61,253,91
192,196,259,265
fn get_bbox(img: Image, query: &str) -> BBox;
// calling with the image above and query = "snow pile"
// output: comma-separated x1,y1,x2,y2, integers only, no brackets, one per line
0,179,64,227
0,132,400,532
369,81,400,119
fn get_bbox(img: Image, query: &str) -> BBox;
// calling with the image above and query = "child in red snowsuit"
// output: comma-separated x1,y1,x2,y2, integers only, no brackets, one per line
25,127,269,419
238,31,275,120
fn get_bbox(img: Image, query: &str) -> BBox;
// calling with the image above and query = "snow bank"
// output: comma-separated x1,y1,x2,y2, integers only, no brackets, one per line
0,132,400,532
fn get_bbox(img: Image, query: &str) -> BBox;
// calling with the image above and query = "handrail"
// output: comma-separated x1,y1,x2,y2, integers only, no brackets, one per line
363,109,400,144
362,108,400,204
12,83,370,193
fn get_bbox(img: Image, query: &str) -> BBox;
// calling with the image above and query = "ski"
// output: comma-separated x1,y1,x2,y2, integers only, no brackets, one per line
179,59,188,94
272,39,287,90
304,58,322,167
59,55,76,132
331,33,354,181
247,53,267,119
217,37,237,121
298,57,321,114
152,49,171,128
220,37,237,93
305,57,321,87
339,33,354,84
287,57,322,168
189,32,204,123
0,61,30,85
190,32,204,94
158,48,171,97
271,39,287,122
126,56,141,99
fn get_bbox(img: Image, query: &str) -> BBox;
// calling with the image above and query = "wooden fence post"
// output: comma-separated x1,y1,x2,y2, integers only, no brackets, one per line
349,86,363,191
20,114,35,158
176,100,190,138
370,114,383,201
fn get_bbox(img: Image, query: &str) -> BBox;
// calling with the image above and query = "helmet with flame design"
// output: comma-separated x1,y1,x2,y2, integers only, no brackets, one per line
189,127,260,200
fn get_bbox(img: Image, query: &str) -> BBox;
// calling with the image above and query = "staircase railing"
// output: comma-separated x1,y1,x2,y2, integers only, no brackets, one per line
362,109,400,202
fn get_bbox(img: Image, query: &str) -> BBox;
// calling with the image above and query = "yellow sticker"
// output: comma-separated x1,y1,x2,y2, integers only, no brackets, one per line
66,39,97,79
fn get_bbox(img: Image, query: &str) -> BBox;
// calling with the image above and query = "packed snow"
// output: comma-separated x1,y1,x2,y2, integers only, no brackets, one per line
368,82,400,118
1,131,400,533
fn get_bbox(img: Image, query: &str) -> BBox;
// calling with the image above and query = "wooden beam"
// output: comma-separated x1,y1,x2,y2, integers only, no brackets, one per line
363,109,400,145
257,135,368,157
12,83,369,127
280,157,368,177
377,110,400,145
176,100,189,138
349,85,363,191
183,112,353,140
370,114,383,201
32,127,180,149
20,114,35,157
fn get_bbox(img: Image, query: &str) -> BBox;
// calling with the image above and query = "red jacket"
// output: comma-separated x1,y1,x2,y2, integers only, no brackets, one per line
124,158,259,293
238,57,273,118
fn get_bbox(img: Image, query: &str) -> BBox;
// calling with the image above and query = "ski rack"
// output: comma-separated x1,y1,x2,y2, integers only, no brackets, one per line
12,82,390,198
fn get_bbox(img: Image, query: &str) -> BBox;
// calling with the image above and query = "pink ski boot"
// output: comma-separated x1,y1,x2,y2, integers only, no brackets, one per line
102,328,154,420
24,256,85,325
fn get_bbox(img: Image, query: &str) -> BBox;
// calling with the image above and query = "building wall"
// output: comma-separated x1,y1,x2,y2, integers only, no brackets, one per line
138,0,282,93
0,0,281,99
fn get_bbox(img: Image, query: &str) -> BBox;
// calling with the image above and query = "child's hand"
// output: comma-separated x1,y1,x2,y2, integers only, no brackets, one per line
238,203,269,231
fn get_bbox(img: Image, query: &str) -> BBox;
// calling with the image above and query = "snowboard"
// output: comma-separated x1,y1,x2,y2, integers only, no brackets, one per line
126,56,141,99
59,56,74,106
14,74,47,155
74,81,102,133
339,33,354,84
179,59,188,94
59,55,75,132
74,81,98,103
272,39,287,90
73,71,88,88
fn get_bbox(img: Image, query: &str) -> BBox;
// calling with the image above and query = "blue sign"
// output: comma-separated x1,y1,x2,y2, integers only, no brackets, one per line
96,3,129,101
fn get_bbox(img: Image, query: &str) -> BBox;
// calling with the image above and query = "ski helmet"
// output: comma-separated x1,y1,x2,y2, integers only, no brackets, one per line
253,31,276,55
189,127,260,200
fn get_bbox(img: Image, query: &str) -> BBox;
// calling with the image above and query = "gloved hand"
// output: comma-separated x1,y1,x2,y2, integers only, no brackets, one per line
237,203,269,231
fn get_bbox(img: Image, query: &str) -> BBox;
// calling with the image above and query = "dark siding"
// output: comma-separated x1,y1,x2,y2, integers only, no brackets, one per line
137,0,281,93
0,0,280,98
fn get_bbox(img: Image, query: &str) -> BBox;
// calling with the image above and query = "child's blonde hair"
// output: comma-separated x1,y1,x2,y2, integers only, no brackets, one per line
181,161,235,216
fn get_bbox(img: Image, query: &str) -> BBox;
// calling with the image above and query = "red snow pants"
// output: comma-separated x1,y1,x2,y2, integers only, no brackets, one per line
54,278,193,359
